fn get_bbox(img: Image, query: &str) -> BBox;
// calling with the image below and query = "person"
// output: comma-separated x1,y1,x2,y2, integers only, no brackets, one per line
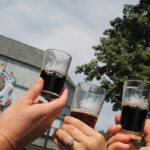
0,77,68,150
107,114,150,150
52,116,107,150
53,114,150,150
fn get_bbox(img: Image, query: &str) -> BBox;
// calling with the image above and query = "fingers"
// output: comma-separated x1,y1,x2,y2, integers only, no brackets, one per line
60,123,106,150
108,142,130,150
115,114,121,124
53,138,67,150
54,129,74,145
61,124,88,143
23,77,43,103
107,134,131,146
32,87,68,116
107,124,122,140
52,129,69,150
143,119,150,147
63,116,97,136
128,142,138,150
53,129,81,150
107,114,132,150
107,114,121,140
44,87,68,112
32,99,43,104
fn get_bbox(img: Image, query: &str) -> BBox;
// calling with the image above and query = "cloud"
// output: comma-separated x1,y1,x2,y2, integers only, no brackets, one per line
0,0,137,68
0,0,137,131
95,102,121,131
0,0,99,81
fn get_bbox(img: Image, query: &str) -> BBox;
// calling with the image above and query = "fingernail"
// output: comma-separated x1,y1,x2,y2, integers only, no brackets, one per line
116,124,122,128
35,77,42,85
63,116,69,122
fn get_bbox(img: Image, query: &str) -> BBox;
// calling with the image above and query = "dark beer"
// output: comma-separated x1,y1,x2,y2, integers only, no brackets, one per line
121,103,148,132
40,69,66,100
70,109,98,128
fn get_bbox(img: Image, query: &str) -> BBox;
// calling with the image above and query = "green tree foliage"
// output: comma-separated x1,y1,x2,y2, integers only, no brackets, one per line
76,0,150,111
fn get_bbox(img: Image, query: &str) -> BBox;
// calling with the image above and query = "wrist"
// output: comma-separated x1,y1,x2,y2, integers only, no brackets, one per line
0,133,15,150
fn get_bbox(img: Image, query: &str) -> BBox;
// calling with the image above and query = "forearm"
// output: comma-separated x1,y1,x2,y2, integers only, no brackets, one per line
0,134,14,150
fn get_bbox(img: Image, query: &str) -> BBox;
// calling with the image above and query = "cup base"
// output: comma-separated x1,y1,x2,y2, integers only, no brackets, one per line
41,90,59,101
120,130,142,141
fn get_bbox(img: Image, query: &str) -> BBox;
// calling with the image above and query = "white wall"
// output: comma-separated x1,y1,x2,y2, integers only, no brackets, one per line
11,86,27,103
0,55,75,128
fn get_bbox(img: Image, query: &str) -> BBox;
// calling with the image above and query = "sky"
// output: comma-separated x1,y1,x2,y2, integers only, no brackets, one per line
0,0,138,131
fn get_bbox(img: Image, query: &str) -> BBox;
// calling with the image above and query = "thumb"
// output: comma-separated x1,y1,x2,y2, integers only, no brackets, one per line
36,87,68,116
23,77,43,102
115,114,121,124
143,119,150,147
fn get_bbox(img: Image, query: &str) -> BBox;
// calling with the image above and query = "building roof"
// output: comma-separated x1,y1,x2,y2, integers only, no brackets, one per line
0,35,75,87
0,35,43,68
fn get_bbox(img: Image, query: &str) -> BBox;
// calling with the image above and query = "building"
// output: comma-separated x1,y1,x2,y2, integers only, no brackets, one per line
0,35,75,149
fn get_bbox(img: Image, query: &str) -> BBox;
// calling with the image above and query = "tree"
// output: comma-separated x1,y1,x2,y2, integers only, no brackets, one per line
76,0,150,111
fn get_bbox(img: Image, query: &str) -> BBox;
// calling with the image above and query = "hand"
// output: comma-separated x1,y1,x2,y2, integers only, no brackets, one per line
139,119,150,150
107,124,134,150
0,77,68,150
52,116,106,150
107,114,138,150
114,114,150,150
107,114,150,150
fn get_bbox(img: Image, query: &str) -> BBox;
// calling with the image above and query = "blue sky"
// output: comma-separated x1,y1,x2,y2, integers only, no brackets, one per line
0,0,138,131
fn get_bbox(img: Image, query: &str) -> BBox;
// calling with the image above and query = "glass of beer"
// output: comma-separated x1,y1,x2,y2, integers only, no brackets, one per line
120,80,150,141
70,82,106,128
40,49,72,101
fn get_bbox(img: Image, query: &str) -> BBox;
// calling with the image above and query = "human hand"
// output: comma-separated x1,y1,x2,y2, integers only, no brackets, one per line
0,77,68,150
139,119,150,150
107,124,135,150
107,114,150,150
52,116,106,150
114,114,150,150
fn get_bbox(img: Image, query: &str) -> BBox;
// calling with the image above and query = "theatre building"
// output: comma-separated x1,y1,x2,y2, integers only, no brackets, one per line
0,35,75,150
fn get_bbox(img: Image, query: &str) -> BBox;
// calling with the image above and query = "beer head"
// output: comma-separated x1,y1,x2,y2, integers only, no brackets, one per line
70,108,98,128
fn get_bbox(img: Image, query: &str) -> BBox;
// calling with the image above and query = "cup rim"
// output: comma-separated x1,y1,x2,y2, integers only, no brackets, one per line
124,80,150,85
77,82,106,93
46,49,72,60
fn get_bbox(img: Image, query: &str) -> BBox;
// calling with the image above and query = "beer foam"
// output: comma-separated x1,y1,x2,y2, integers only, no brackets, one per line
122,103,149,111
71,108,98,118
123,87,149,110
77,98,104,115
